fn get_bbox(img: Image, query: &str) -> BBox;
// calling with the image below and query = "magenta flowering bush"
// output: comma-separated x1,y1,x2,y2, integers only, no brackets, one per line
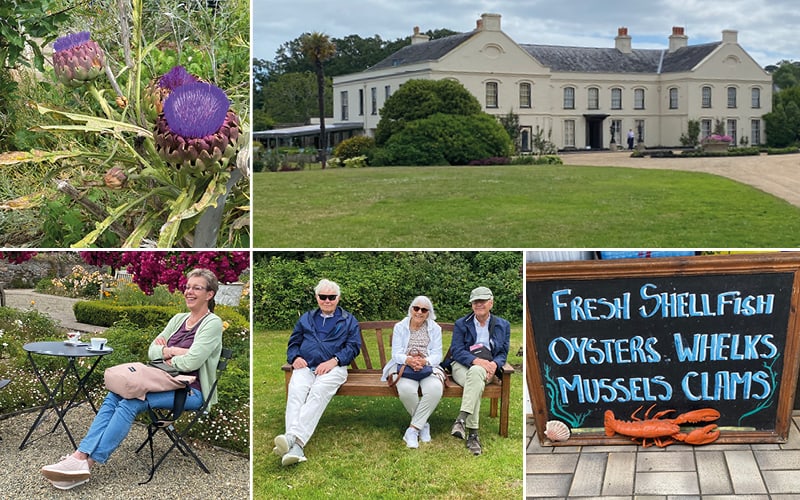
0,252,37,264
704,134,733,143
118,251,249,294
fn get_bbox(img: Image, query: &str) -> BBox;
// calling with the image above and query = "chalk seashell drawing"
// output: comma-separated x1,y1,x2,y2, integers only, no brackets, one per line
544,420,571,442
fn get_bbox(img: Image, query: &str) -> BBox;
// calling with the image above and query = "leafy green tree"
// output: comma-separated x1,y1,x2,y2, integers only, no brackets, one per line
259,71,331,125
768,60,800,90
375,79,482,145
764,86,800,147
300,32,336,168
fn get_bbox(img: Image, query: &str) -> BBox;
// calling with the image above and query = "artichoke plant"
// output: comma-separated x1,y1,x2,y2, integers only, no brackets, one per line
154,81,241,175
52,31,105,87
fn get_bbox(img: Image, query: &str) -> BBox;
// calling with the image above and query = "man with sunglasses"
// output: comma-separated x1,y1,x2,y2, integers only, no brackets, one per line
274,279,361,466
444,286,510,455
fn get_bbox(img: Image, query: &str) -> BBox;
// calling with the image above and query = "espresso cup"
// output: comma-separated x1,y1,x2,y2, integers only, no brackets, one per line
90,337,107,350
66,331,81,343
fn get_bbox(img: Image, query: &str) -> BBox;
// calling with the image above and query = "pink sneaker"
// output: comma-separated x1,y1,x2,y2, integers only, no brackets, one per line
41,455,90,482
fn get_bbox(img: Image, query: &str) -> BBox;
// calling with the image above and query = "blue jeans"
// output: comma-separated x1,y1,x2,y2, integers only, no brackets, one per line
78,389,203,464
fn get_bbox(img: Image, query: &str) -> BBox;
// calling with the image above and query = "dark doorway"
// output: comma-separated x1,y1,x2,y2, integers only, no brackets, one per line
583,114,609,149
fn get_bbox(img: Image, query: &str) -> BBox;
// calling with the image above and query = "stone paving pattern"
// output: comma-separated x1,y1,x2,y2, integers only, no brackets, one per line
526,411,800,499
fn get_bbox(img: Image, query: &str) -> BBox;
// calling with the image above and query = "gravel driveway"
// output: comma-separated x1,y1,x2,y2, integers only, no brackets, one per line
561,151,800,207
0,395,248,499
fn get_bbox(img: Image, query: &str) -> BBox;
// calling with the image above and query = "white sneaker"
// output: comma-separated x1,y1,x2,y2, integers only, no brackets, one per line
403,427,419,449
419,423,431,443
281,443,307,466
49,478,89,490
273,433,295,457
41,455,90,482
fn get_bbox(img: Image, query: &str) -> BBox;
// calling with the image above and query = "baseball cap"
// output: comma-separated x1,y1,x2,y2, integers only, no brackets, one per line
469,286,493,302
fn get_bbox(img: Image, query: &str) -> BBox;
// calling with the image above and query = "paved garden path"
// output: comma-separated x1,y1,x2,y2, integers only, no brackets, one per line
3,289,107,334
561,151,800,208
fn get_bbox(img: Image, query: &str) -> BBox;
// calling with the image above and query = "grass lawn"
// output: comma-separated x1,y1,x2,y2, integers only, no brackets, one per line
252,326,524,499
253,164,800,247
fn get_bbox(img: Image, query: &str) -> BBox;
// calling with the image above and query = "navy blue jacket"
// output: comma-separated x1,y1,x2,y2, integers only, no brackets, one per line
445,312,510,374
287,307,361,370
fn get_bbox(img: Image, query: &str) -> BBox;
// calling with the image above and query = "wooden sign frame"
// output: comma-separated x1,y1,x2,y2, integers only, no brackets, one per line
526,252,800,446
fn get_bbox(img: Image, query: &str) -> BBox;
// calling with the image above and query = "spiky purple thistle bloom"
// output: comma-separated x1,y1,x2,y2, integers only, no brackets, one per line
163,82,229,138
52,31,105,87
53,31,91,52
158,65,199,91
154,82,241,175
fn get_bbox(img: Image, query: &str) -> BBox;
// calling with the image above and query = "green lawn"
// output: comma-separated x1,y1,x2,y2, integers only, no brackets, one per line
253,165,800,247
252,326,524,499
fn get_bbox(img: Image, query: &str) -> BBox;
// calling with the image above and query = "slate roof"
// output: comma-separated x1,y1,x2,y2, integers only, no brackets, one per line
522,42,721,74
367,28,722,75
368,31,478,71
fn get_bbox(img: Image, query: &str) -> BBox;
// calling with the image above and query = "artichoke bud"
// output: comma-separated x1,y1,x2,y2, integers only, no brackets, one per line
104,166,127,189
154,82,241,176
53,31,105,87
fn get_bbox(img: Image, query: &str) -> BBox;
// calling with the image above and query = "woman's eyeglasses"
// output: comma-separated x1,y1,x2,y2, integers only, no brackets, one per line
412,306,429,313
317,294,338,301
185,285,207,292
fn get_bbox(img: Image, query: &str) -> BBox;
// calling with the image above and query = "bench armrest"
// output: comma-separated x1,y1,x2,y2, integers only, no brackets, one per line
281,363,292,372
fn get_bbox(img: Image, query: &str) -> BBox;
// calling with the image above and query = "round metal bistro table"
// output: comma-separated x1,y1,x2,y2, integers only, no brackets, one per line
20,341,113,450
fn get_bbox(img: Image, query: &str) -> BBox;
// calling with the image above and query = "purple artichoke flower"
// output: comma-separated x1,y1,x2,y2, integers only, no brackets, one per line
146,65,201,118
52,31,105,87
154,82,241,175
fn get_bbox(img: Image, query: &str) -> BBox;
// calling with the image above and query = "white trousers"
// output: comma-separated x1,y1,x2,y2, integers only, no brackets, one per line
285,366,347,446
396,375,443,430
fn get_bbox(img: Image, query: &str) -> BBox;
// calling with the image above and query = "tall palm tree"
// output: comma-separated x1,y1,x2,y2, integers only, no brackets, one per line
300,32,335,169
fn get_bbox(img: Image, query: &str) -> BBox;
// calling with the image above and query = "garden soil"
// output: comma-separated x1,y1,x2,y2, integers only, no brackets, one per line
561,151,800,208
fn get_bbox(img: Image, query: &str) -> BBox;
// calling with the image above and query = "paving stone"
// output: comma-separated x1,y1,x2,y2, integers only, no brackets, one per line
635,471,699,495
525,473,571,498
603,451,636,496
525,453,578,474
568,452,606,497
724,450,767,494
695,450,732,495
636,451,694,472
754,449,800,469
701,496,769,500
762,470,800,494
780,416,800,450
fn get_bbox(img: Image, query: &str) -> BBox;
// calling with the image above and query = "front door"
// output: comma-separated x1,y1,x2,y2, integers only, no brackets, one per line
583,114,609,149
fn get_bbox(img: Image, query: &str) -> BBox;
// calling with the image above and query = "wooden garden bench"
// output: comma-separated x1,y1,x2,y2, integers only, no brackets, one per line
281,320,513,436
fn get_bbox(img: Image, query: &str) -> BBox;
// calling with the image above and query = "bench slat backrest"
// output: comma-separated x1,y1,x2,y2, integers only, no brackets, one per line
357,321,455,370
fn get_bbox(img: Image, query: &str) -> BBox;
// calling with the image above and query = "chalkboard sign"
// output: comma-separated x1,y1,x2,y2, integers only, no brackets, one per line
526,253,800,446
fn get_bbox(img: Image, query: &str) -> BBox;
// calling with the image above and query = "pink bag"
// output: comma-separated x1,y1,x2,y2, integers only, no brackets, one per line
104,362,196,400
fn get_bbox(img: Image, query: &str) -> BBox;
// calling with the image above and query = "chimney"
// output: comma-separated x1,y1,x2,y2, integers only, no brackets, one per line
722,29,738,44
480,13,501,31
476,18,483,30
615,27,632,53
668,26,688,52
411,26,429,45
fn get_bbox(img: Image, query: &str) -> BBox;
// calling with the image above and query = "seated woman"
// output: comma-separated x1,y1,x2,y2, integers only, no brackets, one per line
381,296,445,448
40,268,223,490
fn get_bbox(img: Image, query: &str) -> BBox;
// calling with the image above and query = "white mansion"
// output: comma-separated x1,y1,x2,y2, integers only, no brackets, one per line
332,13,772,151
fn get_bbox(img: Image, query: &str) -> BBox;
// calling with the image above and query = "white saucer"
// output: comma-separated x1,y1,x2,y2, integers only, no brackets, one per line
86,347,111,353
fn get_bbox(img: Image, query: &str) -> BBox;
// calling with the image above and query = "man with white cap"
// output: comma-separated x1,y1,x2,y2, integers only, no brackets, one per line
444,286,510,455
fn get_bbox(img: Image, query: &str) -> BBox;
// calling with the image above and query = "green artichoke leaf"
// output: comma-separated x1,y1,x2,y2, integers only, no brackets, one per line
158,174,228,247
36,104,151,136
0,150,85,166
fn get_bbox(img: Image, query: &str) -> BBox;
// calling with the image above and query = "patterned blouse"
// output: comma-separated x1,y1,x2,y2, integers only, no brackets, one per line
406,321,429,358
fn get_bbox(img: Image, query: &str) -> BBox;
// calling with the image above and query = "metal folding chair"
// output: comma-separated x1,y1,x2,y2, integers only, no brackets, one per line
0,379,9,441
135,348,232,484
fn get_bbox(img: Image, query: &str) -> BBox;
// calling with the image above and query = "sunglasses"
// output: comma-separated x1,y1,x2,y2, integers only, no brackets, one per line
412,306,429,313
317,294,338,301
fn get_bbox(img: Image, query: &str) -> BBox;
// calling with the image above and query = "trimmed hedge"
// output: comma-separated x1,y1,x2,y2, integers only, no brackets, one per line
73,301,180,327
252,252,523,330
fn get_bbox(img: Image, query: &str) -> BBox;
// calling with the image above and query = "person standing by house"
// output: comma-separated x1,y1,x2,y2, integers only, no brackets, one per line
273,279,361,466
627,128,635,150
444,286,510,456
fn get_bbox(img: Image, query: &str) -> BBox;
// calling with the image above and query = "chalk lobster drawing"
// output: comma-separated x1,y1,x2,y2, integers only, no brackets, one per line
604,404,720,447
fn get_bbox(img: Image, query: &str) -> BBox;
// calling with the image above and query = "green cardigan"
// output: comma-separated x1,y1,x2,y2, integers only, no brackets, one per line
147,312,223,409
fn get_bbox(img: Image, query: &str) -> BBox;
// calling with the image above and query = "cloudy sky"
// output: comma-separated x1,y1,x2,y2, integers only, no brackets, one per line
252,0,798,68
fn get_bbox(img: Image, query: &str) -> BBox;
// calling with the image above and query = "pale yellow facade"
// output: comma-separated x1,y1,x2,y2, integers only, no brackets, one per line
333,13,772,150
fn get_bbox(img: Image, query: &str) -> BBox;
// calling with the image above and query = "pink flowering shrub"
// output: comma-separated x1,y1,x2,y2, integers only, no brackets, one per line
703,134,733,143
